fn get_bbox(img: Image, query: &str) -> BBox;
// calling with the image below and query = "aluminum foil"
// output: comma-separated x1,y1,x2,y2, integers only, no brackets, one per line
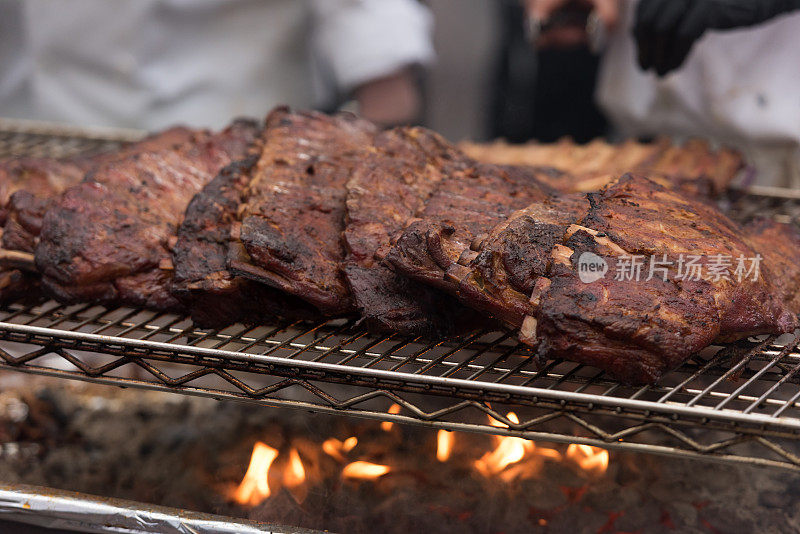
0,483,321,534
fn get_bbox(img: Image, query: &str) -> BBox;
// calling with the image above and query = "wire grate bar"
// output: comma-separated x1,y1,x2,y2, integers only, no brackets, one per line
773,387,800,418
416,330,487,375
715,335,800,411
657,348,742,404
685,337,777,407
746,359,800,415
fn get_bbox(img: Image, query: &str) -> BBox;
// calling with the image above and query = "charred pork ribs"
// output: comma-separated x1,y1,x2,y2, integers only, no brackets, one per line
343,126,484,335
229,109,376,316
445,174,796,384
35,121,259,310
460,138,743,195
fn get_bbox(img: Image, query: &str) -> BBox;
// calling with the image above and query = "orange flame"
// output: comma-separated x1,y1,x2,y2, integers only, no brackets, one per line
342,461,391,480
476,412,563,479
322,436,358,462
381,404,402,431
343,436,357,452
566,444,609,475
233,442,278,506
284,448,306,488
475,435,527,476
488,413,509,428
436,430,454,462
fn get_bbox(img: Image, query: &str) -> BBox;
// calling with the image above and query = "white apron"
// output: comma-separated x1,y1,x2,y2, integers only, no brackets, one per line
597,1,800,187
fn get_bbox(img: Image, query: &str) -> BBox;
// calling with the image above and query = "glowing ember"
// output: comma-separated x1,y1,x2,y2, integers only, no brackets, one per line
284,448,306,488
342,461,391,480
322,436,358,462
233,442,278,506
566,444,609,475
436,430,454,462
380,404,402,431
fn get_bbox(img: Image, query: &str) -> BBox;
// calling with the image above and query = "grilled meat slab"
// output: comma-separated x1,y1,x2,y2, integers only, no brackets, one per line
386,162,556,299
0,157,89,301
453,174,796,384
230,108,376,316
2,128,195,255
343,126,480,335
0,127,195,302
744,218,800,315
172,155,318,327
35,121,258,310
460,138,743,195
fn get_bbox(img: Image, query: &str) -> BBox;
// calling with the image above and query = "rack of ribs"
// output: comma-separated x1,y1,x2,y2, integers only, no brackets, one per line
228,108,377,317
9,107,799,386
35,120,259,310
343,126,485,335
460,137,743,195
443,174,797,384
0,126,195,302
171,153,319,328
0,157,90,301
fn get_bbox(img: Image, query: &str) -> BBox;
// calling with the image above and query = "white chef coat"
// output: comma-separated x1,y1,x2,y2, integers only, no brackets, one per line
596,1,800,187
0,0,434,130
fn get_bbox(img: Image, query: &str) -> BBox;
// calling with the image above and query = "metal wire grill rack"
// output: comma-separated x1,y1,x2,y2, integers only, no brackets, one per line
3,120,800,471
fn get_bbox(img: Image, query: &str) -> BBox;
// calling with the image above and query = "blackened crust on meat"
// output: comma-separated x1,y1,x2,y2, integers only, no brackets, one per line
234,108,377,316
35,119,260,310
0,157,94,301
172,155,318,327
343,127,487,336
451,194,587,327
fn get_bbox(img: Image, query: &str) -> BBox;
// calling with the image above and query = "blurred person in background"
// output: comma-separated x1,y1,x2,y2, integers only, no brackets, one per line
519,0,800,187
0,0,433,130
491,0,610,143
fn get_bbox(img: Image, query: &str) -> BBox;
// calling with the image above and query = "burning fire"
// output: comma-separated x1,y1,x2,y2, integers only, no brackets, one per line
322,436,358,462
475,413,564,480
380,403,402,431
232,442,278,506
232,443,311,507
436,430,453,462
342,461,391,480
232,414,609,508
284,448,306,488
566,444,609,475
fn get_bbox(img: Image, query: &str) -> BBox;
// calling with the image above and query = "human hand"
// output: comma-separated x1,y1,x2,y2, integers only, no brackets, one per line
526,0,620,29
635,0,800,76
524,0,620,48
354,67,421,127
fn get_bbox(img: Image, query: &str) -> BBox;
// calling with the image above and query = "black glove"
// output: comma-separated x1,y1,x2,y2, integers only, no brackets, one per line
634,0,800,76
